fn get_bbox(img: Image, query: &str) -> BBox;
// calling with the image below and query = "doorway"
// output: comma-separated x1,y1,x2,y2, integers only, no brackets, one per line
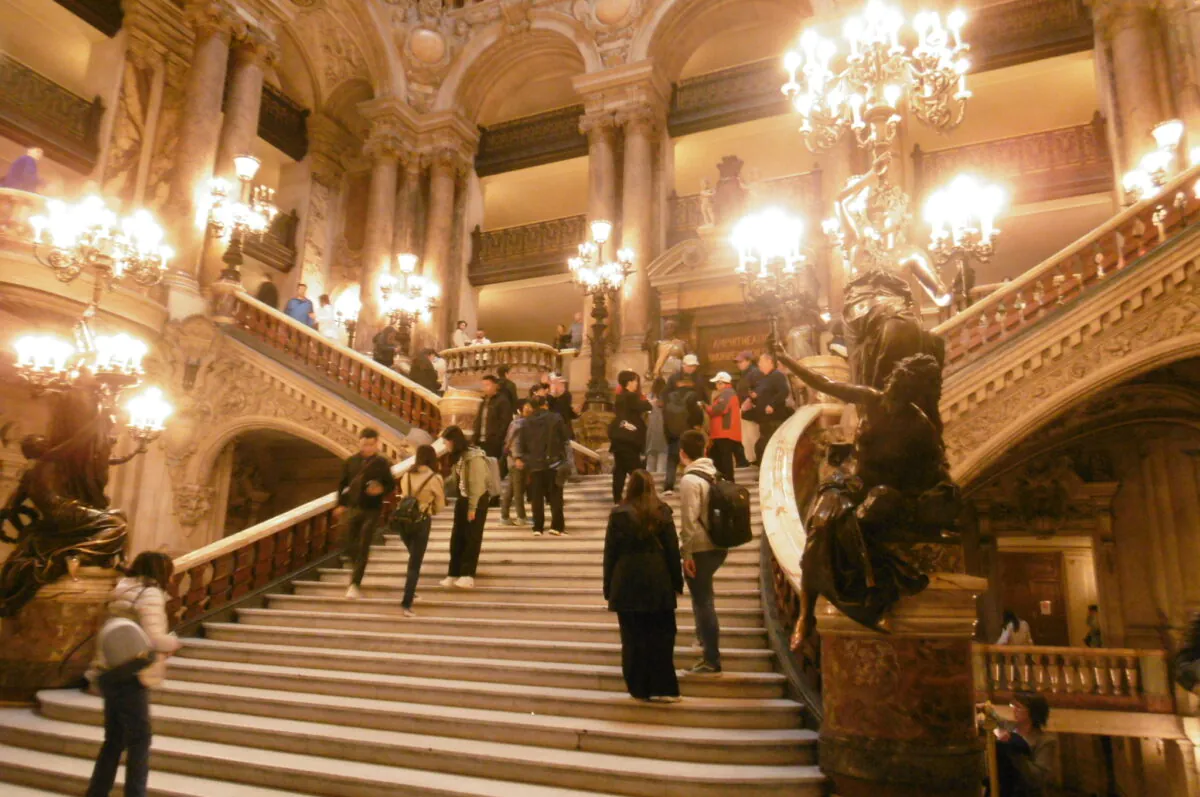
996,551,1071,646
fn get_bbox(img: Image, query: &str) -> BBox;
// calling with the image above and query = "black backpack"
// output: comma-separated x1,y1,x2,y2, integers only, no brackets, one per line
389,471,437,550
693,471,753,548
664,388,698,437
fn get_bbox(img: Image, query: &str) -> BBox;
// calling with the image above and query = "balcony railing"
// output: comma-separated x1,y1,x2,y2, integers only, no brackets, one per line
0,53,104,172
668,168,823,246
468,215,588,285
912,114,1112,206
440,341,564,386
476,105,588,177
934,163,1200,375
974,644,1174,714
244,209,300,273
227,291,442,434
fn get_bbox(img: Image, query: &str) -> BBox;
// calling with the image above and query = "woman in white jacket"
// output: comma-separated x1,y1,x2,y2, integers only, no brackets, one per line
86,551,181,797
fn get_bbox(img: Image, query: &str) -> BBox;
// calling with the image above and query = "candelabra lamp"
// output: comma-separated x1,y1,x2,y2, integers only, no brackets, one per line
30,195,172,316
924,174,1005,311
731,208,818,338
208,154,277,284
568,220,634,410
334,289,362,349
379,254,440,359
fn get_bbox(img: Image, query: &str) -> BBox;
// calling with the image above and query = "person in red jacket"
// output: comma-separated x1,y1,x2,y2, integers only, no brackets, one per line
705,371,742,481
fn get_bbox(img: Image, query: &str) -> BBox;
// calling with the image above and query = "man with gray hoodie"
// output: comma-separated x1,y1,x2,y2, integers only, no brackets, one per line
678,429,725,675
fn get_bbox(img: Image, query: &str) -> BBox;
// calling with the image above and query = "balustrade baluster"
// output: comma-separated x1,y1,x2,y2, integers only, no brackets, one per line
1031,279,1046,317
1109,658,1124,696
1033,654,1047,691
1093,656,1109,695
1047,653,1061,693
1062,655,1077,693
1124,655,1139,698
990,653,1002,691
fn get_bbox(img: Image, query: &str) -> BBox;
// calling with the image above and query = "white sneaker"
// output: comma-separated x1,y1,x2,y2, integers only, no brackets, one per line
454,576,475,589
548,529,563,537
439,576,455,587
345,585,361,600
663,490,676,497
401,608,416,618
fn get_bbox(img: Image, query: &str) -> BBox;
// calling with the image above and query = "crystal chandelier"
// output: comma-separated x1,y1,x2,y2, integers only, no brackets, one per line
208,154,278,282
925,175,1006,309
1123,119,1186,202
30,195,172,311
731,208,818,325
379,254,440,357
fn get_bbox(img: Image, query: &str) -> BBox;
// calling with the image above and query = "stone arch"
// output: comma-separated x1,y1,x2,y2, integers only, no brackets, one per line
181,415,354,489
435,15,603,121
630,0,807,82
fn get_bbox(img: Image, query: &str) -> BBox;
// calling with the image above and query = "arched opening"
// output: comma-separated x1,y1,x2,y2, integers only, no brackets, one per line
213,428,343,536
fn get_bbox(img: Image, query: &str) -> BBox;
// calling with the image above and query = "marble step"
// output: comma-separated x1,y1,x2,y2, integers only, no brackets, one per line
372,537,763,552
264,595,766,629
138,678,814,767
233,607,770,647
201,622,777,672
177,637,783,699
361,545,761,564
37,690,819,797
316,568,759,590
0,735,302,797
342,558,760,579
290,580,765,609
164,658,801,729
0,709,627,797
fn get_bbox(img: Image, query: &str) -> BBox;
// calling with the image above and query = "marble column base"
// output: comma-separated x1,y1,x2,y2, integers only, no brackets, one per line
164,270,209,321
818,572,988,797
0,567,120,702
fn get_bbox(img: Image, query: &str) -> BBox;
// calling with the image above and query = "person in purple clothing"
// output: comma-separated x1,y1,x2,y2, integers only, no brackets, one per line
283,282,317,328
0,148,43,192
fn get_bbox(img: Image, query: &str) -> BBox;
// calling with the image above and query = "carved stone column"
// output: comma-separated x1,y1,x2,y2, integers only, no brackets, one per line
168,0,241,293
423,148,466,347
1092,0,1171,174
359,123,405,348
817,573,988,797
616,103,665,372
394,154,423,257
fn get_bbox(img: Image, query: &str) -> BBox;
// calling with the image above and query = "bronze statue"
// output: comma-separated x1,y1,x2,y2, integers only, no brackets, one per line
650,320,688,381
772,340,961,636
0,385,129,616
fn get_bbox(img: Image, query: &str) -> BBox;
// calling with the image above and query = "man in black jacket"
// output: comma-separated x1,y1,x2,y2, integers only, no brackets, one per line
752,352,794,463
496,364,519,409
473,374,514,476
334,428,396,599
734,350,762,466
518,396,569,536
548,375,578,439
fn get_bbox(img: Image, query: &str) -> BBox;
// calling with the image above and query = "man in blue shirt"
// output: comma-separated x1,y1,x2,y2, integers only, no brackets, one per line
283,282,316,328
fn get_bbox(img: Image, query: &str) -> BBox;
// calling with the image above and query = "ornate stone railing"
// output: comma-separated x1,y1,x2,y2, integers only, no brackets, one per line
759,403,829,724
668,168,824,246
169,441,448,627
974,644,1174,714
912,114,1112,206
670,58,789,137
258,84,309,162
934,163,1200,377
244,209,299,273
476,105,587,177
440,341,564,384
0,53,104,172
468,215,589,285
227,292,442,434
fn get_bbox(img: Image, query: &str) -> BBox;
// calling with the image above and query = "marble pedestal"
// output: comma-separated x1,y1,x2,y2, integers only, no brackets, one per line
0,567,120,702
817,572,988,797
439,389,481,438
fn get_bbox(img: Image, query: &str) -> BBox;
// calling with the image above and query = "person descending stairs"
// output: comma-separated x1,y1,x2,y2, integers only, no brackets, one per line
0,468,823,796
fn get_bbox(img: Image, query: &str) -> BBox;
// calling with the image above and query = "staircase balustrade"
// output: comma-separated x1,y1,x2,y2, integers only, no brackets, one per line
0,188,39,249
974,644,1174,713
934,163,1200,376
228,291,442,434
441,341,564,385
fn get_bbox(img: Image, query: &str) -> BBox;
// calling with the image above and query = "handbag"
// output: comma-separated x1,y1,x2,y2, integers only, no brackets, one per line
607,417,640,446
96,587,154,688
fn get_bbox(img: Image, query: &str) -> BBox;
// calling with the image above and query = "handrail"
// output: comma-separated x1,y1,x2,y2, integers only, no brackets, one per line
440,340,564,363
228,291,442,433
570,438,603,475
933,162,1200,372
170,440,449,626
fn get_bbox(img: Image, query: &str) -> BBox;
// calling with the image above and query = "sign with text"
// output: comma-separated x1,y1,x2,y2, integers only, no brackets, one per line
697,321,771,373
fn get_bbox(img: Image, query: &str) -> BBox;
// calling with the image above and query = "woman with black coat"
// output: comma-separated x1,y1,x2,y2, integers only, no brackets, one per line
603,469,684,702
610,370,653,504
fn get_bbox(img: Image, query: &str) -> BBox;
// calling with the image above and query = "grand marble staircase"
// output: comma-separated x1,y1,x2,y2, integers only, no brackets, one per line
0,469,824,796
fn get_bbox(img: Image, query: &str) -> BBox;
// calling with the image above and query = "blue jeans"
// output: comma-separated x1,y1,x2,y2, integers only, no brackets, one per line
685,549,727,668
664,436,682,491
401,517,431,609
87,678,151,797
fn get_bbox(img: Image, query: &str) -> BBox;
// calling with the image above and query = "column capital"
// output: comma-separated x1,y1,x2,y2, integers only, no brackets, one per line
1087,0,1162,39
231,27,280,68
364,124,409,162
420,146,472,178
579,109,618,141
615,102,667,138
184,0,245,41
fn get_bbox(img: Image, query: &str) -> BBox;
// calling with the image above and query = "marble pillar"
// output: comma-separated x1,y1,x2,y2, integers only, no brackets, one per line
168,1,240,296
423,148,461,348
615,103,662,370
394,156,423,257
359,130,403,349
817,573,988,797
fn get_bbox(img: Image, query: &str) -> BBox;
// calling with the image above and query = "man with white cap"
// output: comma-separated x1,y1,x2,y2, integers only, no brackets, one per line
705,371,742,482
660,354,706,494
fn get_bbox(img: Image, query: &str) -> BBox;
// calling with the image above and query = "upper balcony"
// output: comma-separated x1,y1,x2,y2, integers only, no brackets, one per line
0,53,104,173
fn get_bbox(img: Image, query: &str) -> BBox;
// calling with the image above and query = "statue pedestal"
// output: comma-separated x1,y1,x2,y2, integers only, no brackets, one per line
438,389,482,438
817,572,987,797
0,567,120,703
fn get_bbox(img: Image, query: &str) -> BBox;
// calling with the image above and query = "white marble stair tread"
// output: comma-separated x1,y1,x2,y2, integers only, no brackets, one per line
0,782,74,796
0,735,304,797
289,581,763,602
164,657,799,716
0,709,626,797
38,689,820,790
142,680,816,752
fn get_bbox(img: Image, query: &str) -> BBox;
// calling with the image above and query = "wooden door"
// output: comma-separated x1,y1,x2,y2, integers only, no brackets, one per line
996,552,1071,646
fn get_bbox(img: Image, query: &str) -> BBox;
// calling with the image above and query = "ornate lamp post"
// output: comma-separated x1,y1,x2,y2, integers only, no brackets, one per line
379,253,440,359
924,174,1006,310
207,154,277,284
568,220,634,410
333,288,362,349
731,207,816,339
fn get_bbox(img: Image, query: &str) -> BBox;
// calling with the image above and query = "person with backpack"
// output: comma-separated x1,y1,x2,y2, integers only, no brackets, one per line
678,429,726,675
519,395,569,536
661,354,706,495
335,427,396,600
610,370,652,505
394,444,446,616
86,551,181,797
604,469,684,702
440,426,496,588
705,371,743,482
